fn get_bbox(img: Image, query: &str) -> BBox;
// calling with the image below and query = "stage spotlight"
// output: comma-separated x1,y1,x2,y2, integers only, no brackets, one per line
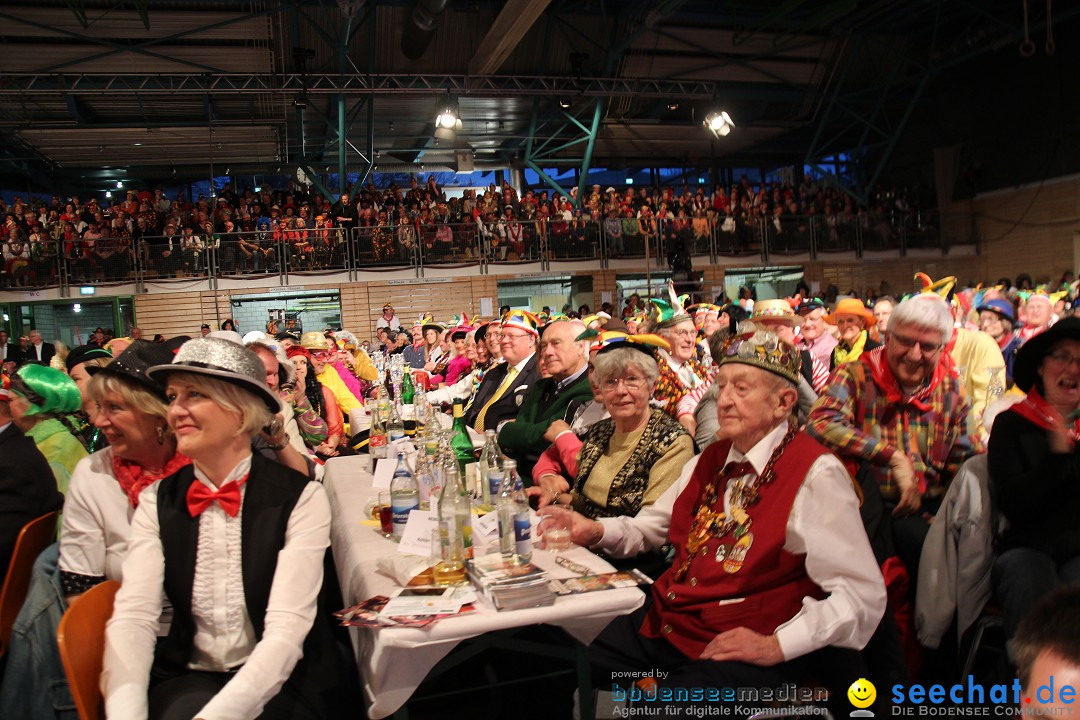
704,111,734,137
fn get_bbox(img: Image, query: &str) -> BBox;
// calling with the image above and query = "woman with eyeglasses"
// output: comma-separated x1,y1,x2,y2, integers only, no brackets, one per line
989,317,1080,647
528,338,693,574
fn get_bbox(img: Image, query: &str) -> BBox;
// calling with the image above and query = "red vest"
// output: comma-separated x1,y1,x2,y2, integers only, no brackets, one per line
642,432,829,658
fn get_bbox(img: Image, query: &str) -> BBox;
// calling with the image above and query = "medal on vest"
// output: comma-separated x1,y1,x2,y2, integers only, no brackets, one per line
714,542,729,563
723,532,753,573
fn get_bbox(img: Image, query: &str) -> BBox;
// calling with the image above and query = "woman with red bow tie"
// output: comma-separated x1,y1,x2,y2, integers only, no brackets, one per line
103,337,338,720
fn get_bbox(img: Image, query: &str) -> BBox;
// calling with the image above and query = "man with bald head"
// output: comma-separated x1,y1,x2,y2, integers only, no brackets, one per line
499,319,593,483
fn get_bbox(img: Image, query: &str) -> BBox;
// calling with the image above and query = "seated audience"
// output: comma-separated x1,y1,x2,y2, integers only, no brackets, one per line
8,364,88,494
104,338,339,719
464,310,540,432
807,293,984,578
587,327,886,712
499,319,593,483
989,318,1080,645
825,297,881,370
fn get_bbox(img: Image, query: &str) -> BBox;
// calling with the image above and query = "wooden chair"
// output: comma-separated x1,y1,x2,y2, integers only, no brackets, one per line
0,510,59,658
57,579,120,720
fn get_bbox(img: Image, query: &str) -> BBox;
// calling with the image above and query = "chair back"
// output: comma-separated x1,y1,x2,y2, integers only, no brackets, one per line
57,579,120,720
0,510,59,656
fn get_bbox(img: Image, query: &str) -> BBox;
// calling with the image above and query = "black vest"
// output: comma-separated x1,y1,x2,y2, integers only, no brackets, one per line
153,454,338,710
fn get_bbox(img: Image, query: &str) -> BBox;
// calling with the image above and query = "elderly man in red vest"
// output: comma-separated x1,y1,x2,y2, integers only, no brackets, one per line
588,327,886,714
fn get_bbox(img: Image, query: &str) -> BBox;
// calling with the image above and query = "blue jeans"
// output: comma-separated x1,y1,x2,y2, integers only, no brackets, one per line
993,547,1080,640
0,543,76,720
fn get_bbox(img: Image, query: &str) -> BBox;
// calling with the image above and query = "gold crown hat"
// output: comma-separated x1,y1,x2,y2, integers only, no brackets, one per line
749,298,803,327
718,328,802,386
298,331,332,351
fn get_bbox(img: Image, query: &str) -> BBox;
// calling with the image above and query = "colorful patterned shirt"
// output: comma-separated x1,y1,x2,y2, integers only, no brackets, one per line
806,348,984,502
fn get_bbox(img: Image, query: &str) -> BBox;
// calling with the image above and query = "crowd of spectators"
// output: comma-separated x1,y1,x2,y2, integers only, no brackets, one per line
0,174,934,287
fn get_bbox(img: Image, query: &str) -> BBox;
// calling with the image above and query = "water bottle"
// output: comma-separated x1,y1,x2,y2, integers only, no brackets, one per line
480,430,503,507
388,400,406,444
496,466,516,560
389,450,418,541
434,462,469,585
508,460,532,562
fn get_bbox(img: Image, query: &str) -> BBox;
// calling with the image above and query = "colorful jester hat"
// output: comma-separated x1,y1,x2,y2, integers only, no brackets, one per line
575,328,671,358
501,309,541,337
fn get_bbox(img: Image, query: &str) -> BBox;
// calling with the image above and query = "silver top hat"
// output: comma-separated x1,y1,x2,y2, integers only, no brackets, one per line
147,337,282,414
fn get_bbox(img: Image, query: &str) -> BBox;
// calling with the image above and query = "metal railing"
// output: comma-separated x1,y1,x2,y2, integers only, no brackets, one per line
0,210,959,293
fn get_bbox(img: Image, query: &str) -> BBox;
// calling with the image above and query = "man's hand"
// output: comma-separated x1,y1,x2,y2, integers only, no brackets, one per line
544,420,572,443
678,414,697,435
889,452,921,517
698,628,783,666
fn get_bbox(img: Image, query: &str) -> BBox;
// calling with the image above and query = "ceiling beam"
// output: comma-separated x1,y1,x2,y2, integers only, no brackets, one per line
468,0,552,76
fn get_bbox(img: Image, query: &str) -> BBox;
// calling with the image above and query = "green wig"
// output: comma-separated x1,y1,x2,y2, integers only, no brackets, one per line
10,364,83,417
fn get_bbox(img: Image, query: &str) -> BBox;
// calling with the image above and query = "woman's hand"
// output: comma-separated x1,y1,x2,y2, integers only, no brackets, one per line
543,420,572,443
316,441,339,457
259,415,289,450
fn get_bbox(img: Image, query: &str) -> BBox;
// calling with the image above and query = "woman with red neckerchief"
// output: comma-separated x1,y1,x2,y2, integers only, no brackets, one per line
990,317,1080,648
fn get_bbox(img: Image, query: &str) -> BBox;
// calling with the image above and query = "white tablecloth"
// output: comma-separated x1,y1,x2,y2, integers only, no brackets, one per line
323,455,645,718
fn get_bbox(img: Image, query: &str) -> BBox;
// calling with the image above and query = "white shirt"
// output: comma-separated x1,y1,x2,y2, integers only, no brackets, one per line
103,454,331,720
33,342,44,360
375,313,403,332
593,421,886,660
59,448,137,584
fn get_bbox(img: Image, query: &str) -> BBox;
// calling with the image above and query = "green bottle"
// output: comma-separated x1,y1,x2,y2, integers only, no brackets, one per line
402,370,415,405
450,399,477,486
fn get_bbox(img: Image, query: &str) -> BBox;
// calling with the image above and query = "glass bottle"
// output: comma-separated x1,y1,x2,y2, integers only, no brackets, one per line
450,399,476,480
414,451,435,509
508,461,532,563
368,397,387,473
433,462,469,585
388,399,406,444
389,450,418,541
478,429,502,508
402,369,415,405
985,365,1005,410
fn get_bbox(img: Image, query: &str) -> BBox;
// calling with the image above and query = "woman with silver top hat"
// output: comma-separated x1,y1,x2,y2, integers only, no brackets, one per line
103,338,339,719
0,339,191,720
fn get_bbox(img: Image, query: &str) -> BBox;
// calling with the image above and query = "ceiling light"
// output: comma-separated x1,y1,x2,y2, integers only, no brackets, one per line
667,102,679,111
435,97,461,130
105,191,112,198
115,180,123,189
133,142,142,146
559,98,571,109
704,111,734,137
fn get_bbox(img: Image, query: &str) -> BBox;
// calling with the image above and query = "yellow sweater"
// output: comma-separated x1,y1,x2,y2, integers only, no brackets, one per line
317,366,363,415
950,327,1006,421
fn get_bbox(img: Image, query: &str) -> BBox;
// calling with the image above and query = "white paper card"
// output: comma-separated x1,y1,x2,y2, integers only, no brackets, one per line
372,458,396,489
480,297,494,317
472,510,500,537
398,510,439,556
601,291,612,304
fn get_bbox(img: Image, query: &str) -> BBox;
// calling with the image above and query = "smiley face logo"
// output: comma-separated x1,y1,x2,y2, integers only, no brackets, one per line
847,678,876,709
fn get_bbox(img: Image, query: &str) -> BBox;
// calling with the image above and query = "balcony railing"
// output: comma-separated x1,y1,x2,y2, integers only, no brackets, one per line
0,210,961,293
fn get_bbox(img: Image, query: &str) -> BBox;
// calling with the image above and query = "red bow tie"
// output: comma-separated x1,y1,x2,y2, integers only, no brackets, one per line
186,476,247,518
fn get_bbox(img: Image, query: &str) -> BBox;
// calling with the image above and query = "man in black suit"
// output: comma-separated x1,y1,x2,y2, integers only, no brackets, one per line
0,377,64,578
465,311,540,433
0,329,21,366
26,329,55,366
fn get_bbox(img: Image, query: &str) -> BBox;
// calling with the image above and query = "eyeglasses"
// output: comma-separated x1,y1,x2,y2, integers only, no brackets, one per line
888,332,942,354
600,375,649,392
1047,350,1080,369
667,329,697,339
501,332,530,342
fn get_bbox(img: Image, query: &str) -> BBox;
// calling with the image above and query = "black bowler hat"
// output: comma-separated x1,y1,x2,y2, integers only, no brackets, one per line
96,337,189,400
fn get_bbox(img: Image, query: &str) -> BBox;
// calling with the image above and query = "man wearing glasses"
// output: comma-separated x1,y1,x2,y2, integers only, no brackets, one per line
806,293,984,578
651,298,710,419
464,310,540,434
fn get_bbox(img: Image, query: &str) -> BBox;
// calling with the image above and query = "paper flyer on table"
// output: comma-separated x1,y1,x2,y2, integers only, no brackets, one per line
398,509,438,556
